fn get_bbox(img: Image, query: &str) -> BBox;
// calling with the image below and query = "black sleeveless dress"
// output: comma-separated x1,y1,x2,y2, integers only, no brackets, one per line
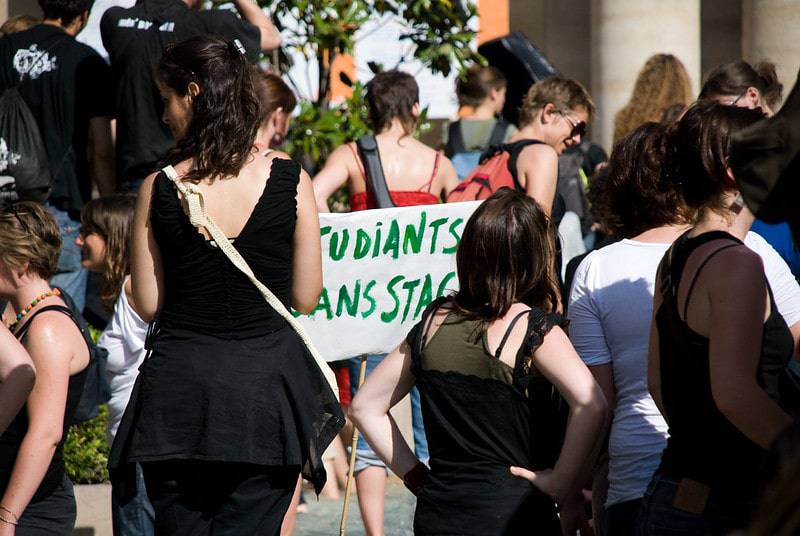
405,298,565,536
108,159,343,494
655,230,797,493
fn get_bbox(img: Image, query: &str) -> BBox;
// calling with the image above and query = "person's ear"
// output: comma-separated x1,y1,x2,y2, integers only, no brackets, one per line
412,102,421,118
540,102,556,124
186,81,200,102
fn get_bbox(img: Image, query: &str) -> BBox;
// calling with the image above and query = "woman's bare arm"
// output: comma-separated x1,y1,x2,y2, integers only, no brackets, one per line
349,343,419,479
517,144,558,216
311,145,353,213
131,172,164,322
0,327,35,435
291,166,323,313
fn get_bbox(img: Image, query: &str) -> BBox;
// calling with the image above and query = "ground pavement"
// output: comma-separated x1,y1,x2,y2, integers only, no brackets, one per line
295,477,415,536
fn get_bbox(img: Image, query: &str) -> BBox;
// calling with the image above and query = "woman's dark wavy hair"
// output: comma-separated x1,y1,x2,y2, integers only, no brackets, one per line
600,122,688,238
365,70,419,136
699,61,783,110
453,188,559,324
157,35,263,184
665,100,764,216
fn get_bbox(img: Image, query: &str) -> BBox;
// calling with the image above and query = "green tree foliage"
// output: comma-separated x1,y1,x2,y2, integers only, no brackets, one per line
63,405,109,484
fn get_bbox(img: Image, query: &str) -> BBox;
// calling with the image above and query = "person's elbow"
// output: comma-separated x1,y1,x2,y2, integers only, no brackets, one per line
292,285,322,315
349,391,371,430
5,361,36,394
712,380,753,422
573,383,608,421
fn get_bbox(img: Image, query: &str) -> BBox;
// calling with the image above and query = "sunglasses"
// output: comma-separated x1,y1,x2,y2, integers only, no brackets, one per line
559,111,587,139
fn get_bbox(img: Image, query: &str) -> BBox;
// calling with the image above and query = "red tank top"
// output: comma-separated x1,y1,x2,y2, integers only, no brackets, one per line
347,143,441,211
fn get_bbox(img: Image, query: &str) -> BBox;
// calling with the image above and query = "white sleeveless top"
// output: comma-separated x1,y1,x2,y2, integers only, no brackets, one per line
97,277,148,443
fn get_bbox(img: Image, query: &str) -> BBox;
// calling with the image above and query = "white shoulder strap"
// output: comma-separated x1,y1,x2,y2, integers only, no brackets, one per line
161,165,339,400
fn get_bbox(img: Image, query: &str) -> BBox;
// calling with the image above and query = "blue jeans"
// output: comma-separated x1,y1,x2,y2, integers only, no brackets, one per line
636,473,754,536
112,463,154,536
46,203,87,312
348,355,429,472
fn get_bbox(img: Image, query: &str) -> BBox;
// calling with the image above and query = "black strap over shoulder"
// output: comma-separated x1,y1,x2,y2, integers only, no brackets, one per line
505,139,545,191
487,119,511,148
356,135,395,209
14,304,76,341
444,120,466,157
416,296,450,357
494,309,533,360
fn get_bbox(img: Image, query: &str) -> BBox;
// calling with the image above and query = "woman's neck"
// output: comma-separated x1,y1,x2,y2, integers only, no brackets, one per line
690,193,754,241
511,122,548,145
7,278,55,315
378,119,413,140
631,223,692,244
468,101,498,120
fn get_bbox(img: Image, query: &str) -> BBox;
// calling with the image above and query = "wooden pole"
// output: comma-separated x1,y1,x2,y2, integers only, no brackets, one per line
339,355,368,536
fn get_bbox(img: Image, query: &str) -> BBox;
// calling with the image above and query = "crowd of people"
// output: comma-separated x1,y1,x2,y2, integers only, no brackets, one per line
0,0,799,535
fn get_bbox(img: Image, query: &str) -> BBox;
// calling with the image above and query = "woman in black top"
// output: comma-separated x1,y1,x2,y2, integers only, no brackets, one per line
641,101,798,535
0,202,91,535
350,188,607,535
112,36,342,535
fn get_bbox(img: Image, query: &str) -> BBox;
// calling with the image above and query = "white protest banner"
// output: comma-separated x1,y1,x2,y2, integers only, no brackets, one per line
296,201,481,361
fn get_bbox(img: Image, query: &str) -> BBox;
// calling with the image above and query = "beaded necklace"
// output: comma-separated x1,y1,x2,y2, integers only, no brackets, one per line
6,288,61,332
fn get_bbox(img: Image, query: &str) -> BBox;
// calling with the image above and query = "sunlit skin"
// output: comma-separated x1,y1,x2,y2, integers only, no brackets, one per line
713,86,774,117
74,232,106,273
157,80,196,141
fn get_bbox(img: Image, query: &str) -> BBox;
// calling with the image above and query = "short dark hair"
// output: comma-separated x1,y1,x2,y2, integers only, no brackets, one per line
38,0,93,25
456,65,506,108
453,188,559,320
157,35,263,184
699,61,783,110
365,70,419,136
667,100,764,215
599,122,688,238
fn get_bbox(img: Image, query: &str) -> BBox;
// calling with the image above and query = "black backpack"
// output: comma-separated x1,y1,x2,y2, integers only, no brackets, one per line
0,42,59,208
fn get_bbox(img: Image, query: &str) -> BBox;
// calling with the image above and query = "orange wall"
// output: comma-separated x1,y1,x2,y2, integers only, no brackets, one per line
478,0,509,44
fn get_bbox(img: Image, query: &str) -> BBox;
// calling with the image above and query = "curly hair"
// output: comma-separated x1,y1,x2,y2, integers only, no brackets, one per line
613,54,693,144
519,76,595,127
599,122,688,238
157,35,263,184
80,195,136,311
699,61,783,110
0,202,61,280
453,188,559,321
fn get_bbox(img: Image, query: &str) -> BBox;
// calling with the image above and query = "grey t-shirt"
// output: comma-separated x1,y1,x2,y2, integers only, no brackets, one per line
442,118,517,152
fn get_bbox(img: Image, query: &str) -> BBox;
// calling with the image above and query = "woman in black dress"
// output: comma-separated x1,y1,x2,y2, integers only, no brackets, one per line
640,101,798,535
111,36,342,535
350,188,607,535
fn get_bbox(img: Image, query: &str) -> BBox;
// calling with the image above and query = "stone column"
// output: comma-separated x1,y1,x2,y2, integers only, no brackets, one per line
742,0,800,109
590,0,701,150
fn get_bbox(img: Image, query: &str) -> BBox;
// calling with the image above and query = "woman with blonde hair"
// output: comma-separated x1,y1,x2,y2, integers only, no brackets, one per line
613,54,693,144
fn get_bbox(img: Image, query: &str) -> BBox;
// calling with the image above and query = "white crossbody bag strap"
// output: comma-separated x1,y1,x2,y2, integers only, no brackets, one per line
162,166,339,400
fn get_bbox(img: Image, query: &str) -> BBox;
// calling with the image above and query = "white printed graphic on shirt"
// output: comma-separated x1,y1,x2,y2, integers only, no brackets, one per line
13,45,58,79
0,138,21,172
117,17,175,32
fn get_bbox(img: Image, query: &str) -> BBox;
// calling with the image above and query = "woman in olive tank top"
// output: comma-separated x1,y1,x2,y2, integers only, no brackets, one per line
350,188,607,535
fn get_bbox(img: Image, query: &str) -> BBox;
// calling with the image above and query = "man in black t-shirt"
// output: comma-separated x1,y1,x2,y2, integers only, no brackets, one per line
101,0,280,190
0,0,115,312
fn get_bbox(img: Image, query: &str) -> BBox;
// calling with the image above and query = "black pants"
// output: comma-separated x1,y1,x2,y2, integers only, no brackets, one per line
605,498,642,536
17,475,76,536
142,460,298,536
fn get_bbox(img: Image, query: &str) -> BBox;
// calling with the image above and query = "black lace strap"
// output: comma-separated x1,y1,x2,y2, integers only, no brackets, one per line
416,296,450,356
14,304,76,341
494,309,533,360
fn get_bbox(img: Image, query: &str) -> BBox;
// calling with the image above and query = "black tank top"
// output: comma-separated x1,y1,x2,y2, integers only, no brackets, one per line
655,230,796,491
0,304,89,502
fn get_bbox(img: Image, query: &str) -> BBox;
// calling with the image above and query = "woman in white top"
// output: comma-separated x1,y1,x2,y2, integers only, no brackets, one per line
567,122,800,535
75,194,152,535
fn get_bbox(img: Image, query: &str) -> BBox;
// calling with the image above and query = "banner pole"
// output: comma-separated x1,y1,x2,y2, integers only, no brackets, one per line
340,354,368,536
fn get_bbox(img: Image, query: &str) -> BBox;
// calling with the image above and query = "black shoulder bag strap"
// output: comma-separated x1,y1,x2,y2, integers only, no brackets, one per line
487,119,511,148
14,304,76,341
506,139,544,191
445,120,467,157
356,134,395,209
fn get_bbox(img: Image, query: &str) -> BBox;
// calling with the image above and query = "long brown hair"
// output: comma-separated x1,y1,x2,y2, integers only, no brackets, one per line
157,35,263,184
613,54,693,144
80,195,136,311
452,188,559,323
